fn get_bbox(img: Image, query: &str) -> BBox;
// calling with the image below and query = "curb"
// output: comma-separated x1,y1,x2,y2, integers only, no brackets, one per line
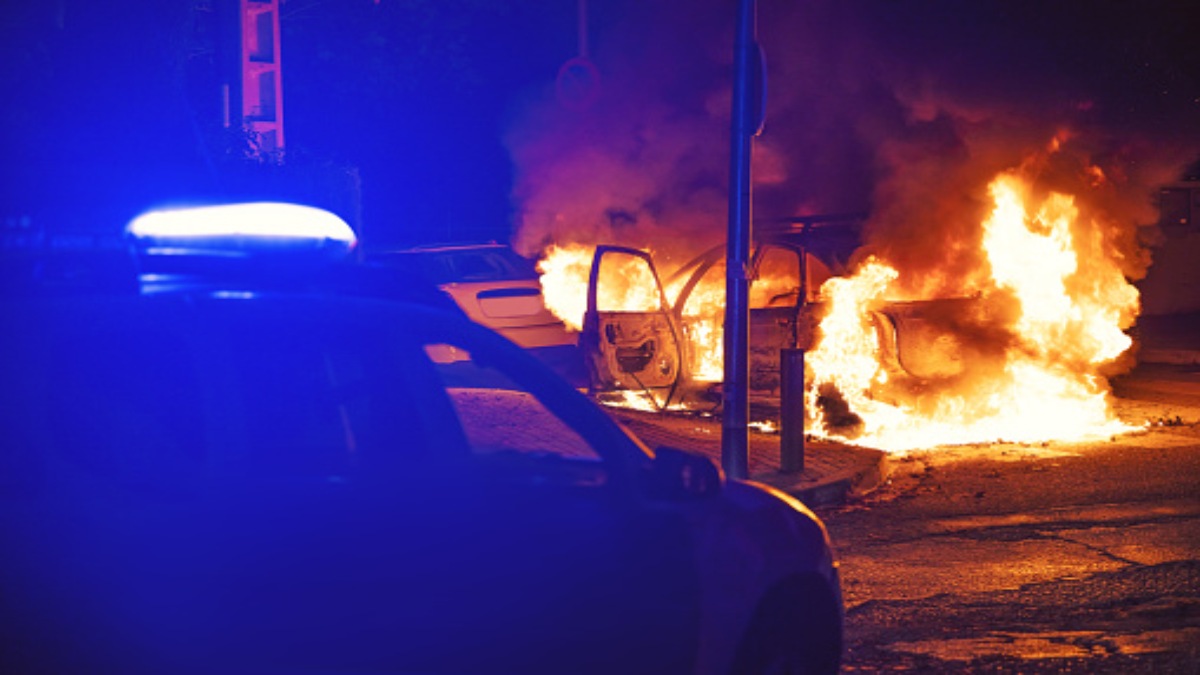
604,407,893,509
757,451,892,508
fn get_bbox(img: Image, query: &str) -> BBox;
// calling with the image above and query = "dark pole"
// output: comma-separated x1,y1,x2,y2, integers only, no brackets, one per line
722,0,758,480
780,348,805,473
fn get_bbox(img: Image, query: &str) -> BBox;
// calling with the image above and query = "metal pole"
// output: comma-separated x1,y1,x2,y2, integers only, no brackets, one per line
780,348,805,474
722,0,757,480
577,0,589,58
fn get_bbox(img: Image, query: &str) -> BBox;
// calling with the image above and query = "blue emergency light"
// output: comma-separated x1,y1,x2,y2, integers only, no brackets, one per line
123,202,361,294
3,202,364,295
126,202,357,252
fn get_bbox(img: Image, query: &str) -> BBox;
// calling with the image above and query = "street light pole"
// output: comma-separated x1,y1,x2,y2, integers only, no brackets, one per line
722,0,760,480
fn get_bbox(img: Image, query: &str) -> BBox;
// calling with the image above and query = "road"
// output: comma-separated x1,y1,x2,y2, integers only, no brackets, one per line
816,364,1200,673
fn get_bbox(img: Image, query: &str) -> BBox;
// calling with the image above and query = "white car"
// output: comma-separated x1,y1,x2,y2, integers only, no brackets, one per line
367,243,585,384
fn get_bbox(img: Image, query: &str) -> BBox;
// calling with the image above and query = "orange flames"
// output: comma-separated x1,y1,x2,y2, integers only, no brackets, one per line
535,168,1142,452
537,243,731,383
538,243,596,332
539,243,678,323
809,171,1139,450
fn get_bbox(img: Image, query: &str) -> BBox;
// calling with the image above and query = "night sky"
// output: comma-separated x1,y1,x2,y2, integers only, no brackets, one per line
1,0,1197,249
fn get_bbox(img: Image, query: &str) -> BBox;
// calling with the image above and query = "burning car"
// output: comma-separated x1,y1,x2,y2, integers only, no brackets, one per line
558,169,1142,451
577,217,976,412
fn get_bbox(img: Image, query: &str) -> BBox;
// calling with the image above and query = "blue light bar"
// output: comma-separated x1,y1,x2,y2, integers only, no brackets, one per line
127,203,356,247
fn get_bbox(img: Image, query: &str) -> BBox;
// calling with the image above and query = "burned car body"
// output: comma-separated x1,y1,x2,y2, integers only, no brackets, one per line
580,218,979,408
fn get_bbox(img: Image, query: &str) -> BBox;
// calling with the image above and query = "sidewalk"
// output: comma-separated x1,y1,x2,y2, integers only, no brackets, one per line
607,407,889,508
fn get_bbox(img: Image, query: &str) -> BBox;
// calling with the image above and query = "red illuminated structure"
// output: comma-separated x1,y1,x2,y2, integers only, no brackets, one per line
234,0,284,156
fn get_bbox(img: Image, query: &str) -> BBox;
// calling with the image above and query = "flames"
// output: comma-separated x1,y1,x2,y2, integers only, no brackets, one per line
983,174,1137,366
538,244,594,331
535,168,1143,452
808,171,1139,450
804,258,898,437
538,242,731,383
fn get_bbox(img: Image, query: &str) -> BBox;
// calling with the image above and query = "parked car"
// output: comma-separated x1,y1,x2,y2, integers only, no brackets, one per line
1,204,843,675
365,242,586,385
581,217,974,409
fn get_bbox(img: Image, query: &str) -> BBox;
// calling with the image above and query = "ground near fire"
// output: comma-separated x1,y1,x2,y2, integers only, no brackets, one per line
595,347,1200,670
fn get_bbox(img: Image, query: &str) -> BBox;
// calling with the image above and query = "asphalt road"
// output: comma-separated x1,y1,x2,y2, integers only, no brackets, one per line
817,364,1200,673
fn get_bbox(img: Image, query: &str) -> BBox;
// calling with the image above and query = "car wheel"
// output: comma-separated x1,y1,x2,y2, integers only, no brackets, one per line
730,576,841,675
733,622,816,675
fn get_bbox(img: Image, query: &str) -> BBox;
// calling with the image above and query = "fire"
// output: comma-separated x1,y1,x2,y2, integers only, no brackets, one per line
537,243,594,331
534,168,1142,453
675,268,726,382
805,258,898,427
537,242,731,382
537,242,673,329
806,171,1139,451
597,390,666,413
983,175,1136,365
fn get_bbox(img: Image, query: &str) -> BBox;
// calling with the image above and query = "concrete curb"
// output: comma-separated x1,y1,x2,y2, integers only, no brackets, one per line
756,450,892,508
608,408,892,508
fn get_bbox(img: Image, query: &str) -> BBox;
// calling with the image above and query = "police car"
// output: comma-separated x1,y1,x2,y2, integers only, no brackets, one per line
0,203,842,674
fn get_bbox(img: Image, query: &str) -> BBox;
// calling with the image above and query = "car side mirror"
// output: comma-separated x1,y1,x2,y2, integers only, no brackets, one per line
648,446,722,500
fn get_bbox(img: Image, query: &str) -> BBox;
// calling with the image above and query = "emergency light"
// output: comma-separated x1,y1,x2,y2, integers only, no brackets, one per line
127,202,357,251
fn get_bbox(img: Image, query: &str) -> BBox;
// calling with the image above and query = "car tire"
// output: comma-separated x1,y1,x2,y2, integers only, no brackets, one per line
730,575,841,675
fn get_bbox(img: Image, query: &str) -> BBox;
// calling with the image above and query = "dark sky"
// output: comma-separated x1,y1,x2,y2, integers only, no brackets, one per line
1,0,1197,249
0,1,583,241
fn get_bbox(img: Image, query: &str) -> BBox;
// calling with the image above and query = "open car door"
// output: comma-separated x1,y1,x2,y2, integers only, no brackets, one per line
581,246,683,406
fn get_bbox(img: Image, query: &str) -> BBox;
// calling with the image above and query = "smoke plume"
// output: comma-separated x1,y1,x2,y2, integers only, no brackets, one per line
505,0,1200,281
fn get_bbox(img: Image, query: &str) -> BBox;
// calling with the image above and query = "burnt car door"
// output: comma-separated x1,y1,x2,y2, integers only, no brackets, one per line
669,242,816,397
747,244,805,394
742,228,856,395
578,235,846,402
581,245,684,406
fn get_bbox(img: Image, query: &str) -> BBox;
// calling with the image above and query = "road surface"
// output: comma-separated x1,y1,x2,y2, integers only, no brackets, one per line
818,364,1200,673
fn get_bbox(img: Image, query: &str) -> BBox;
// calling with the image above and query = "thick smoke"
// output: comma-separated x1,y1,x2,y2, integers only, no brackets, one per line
503,1,734,269
504,0,1200,282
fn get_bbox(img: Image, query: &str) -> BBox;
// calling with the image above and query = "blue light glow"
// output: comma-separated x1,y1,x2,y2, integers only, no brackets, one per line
127,203,357,246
